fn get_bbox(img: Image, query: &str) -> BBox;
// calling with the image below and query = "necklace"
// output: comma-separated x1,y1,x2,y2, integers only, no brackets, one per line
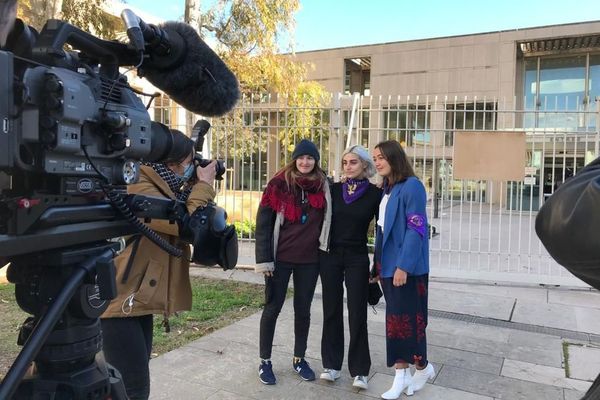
300,189,308,224
342,178,369,204
346,183,357,195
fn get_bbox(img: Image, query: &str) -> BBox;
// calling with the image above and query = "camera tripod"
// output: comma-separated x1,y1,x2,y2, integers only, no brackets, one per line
0,242,129,400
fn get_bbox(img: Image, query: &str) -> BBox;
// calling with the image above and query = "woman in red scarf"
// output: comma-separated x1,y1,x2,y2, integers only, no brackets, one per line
255,139,331,385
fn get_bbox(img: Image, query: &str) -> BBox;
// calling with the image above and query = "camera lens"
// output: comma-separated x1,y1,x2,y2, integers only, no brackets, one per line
146,122,173,162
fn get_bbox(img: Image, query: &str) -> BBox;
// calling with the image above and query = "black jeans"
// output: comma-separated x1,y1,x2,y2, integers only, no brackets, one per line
259,261,320,360
320,246,371,376
101,315,154,400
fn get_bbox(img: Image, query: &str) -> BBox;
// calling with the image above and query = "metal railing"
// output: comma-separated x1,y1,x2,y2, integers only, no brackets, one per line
153,93,600,286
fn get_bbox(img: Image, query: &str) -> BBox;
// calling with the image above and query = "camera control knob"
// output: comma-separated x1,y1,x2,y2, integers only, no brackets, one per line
45,94,63,111
109,133,127,151
43,75,64,112
44,75,63,93
40,130,57,146
39,116,56,130
121,161,140,185
39,116,58,146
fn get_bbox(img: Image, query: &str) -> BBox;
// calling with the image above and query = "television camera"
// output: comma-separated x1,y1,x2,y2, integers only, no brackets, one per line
0,8,239,400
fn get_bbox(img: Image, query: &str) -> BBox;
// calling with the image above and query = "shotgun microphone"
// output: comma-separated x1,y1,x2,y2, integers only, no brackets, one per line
137,20,240,117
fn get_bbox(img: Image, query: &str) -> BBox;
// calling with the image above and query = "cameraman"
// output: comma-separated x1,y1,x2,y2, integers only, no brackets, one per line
100,130,217,400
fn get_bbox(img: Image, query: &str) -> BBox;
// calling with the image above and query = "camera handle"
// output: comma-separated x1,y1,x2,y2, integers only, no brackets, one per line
108,189,185,258
0,244,127,400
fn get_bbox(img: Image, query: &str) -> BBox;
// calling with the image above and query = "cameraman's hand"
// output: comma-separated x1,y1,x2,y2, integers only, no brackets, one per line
196,160,217,185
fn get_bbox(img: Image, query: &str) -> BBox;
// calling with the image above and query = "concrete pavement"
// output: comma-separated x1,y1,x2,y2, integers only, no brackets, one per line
148,266,600,400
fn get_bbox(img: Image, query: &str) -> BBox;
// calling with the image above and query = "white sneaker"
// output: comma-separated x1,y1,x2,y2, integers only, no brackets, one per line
353,375,368,390
319,368,341,381
409,363,435,393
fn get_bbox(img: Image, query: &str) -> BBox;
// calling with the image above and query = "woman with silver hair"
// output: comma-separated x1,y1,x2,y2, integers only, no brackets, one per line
319,145,381,390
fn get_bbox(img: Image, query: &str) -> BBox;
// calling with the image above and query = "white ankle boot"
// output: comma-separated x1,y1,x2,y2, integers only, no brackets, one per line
410,363,435,393
381,368,413,399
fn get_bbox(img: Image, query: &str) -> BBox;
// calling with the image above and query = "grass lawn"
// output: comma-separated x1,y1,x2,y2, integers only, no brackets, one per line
0,276,264,378
151,276,264,356
0,281,27,380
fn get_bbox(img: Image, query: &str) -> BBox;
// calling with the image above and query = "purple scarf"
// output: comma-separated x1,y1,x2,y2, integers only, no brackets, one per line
342,178,369,204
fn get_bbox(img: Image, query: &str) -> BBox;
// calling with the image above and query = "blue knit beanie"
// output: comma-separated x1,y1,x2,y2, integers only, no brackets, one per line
292,139,320,162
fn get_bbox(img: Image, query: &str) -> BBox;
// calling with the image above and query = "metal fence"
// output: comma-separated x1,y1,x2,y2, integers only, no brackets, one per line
153,93,600,287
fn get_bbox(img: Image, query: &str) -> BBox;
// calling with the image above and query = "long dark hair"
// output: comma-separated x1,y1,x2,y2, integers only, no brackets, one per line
375,140,415,185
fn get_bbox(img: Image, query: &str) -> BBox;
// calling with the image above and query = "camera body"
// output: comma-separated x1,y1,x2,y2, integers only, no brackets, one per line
0,22,175,188
195,156,226,180
191,119,226,180
0,14,238,400
1,51,168,184
0,20,178,240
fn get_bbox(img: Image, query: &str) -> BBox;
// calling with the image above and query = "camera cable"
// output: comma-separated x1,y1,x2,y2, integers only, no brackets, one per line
100,52,144,112
82,146,184,258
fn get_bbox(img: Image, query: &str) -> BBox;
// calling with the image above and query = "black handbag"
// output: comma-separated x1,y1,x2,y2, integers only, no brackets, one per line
535,156,600,290
367,265,383,306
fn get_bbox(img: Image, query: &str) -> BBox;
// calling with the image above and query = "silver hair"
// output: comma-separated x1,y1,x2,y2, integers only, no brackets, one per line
341,145,376,179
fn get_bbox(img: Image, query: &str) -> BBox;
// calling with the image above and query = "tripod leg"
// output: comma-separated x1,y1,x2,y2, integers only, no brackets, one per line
0,267,87,399
107,362,129,400
0,246,115,400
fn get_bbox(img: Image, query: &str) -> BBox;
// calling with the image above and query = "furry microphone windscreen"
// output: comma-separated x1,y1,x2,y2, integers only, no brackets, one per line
142,22,240,117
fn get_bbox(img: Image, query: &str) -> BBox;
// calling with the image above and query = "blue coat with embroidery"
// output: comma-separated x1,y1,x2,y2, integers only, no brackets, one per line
377,176,429,278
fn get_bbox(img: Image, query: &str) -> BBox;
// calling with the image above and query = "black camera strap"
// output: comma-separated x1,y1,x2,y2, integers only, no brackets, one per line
121,235,142,284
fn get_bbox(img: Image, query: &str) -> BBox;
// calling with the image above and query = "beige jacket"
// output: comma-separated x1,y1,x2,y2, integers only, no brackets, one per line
101,165,215,318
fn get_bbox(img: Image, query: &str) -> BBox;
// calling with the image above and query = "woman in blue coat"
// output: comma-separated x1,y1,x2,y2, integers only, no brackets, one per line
372,140,435,399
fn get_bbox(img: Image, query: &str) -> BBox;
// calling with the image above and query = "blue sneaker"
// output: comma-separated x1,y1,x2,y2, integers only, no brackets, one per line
293,358,315,381
259,360,276,385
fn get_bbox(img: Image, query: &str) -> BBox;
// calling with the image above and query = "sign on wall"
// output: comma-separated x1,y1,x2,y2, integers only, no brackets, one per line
453,131,527,181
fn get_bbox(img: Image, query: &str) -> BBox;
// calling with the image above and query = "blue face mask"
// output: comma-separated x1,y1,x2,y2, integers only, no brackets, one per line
179,163,195,182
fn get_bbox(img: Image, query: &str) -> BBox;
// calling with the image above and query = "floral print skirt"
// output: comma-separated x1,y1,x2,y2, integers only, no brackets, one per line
381,274,429,368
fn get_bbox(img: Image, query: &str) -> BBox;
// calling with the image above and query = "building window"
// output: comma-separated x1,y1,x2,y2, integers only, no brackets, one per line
445,102,498,146
523,53,599,130
523,58,538,129
153,94,176,127
590,55,600,127
383,106,430,147
341,110,370,147
344,57,371,95
359,111,370,147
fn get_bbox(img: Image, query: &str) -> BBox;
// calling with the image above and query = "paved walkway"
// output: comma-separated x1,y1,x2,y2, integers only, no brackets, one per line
148,267,600,400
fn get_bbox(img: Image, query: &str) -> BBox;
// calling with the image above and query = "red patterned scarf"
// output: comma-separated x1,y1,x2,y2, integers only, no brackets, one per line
260,172,325,222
